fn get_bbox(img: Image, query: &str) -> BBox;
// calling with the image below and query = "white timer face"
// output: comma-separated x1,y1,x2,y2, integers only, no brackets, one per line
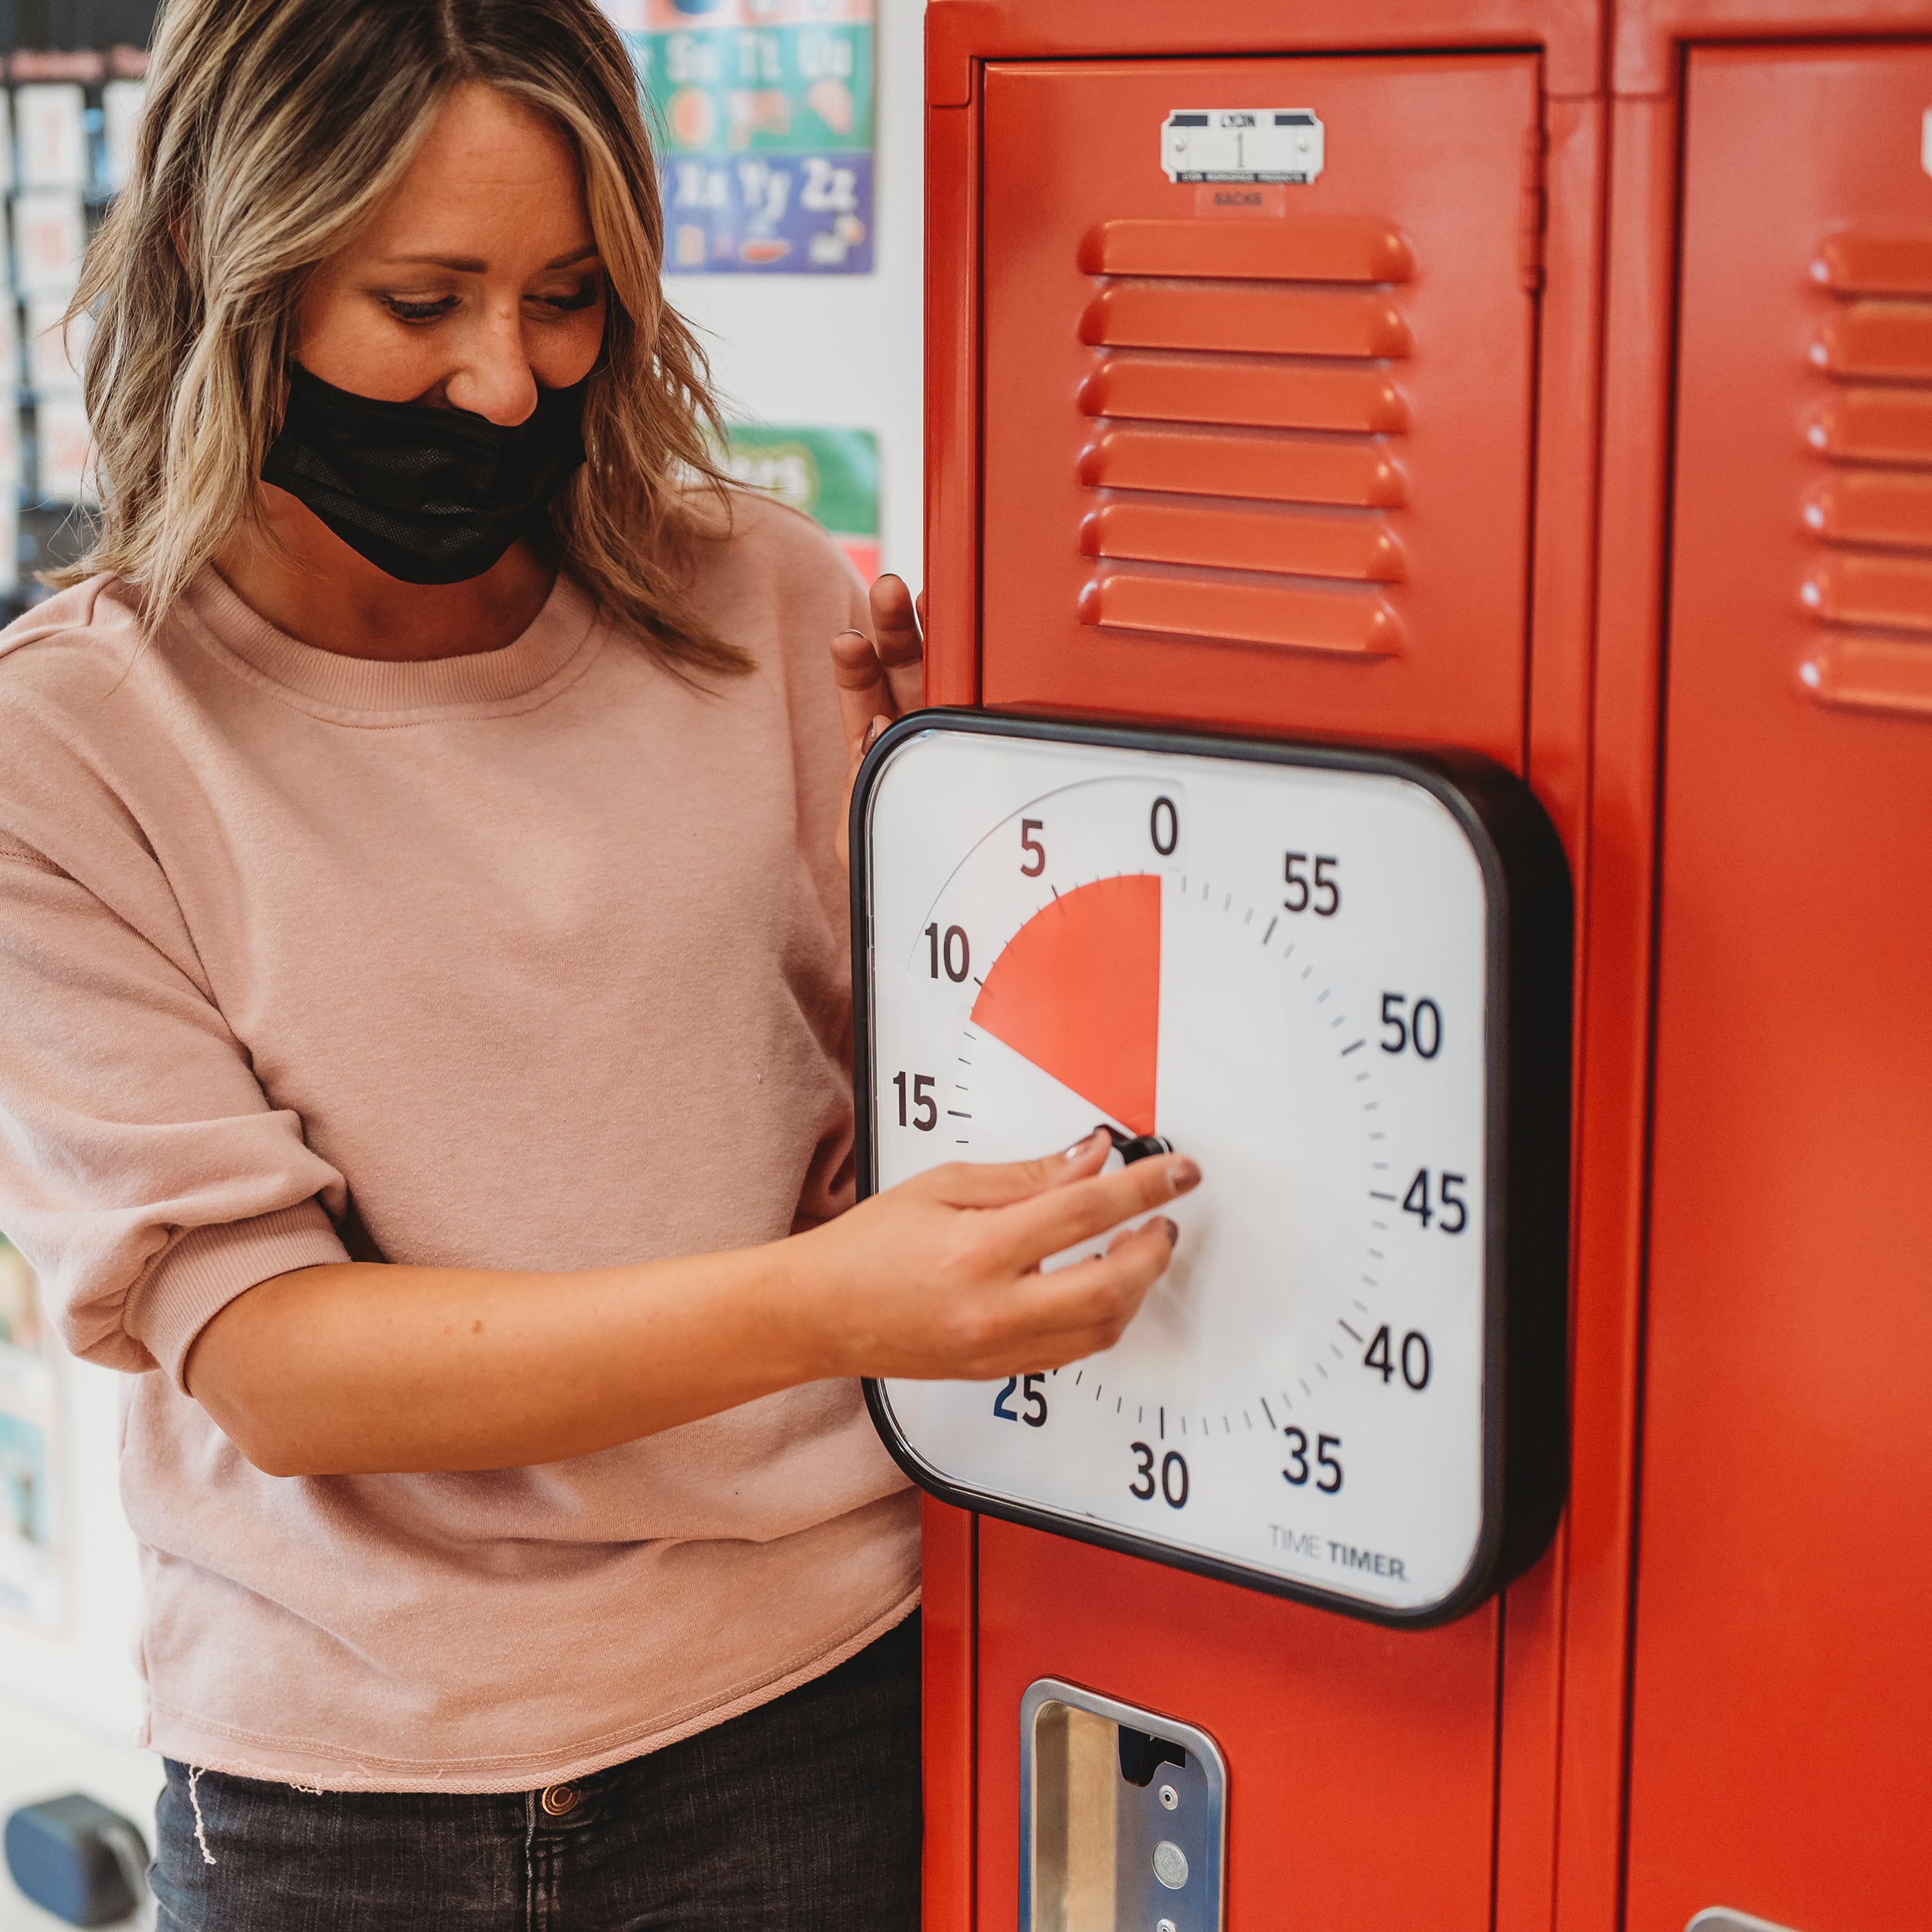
858,719,1541,1621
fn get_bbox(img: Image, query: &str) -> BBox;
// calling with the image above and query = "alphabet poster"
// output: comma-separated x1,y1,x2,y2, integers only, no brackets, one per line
606,0,875,274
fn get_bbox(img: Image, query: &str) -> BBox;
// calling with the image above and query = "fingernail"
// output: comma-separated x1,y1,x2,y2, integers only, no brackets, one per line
1161,1218,1179,1245
1170,1156,1201,1194
1063,1127,1107,1160
862,716,889,750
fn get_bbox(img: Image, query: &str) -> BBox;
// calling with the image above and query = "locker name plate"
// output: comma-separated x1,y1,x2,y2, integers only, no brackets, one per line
854,714,1571,1624
1161,108,1325,184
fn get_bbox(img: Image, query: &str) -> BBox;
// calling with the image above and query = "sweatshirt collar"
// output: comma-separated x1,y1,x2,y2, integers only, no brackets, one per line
179,565,604,722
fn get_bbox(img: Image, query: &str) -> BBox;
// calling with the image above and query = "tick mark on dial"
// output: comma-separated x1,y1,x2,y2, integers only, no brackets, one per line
1243,1410,1253,1429
947,1110,971,1118
1259,1396,1277,1429
1342,1038,1365,1056
1338,1319,1363,1343
1369,1131,1386,1141
1073,1370,1082,1386
1243,906,1254,924
1315,1362,1329,1380
1159,1406,1165,1440
1362,1275,1379,1288
1262,916,1278,945
1354,1298,1371,1314
1355,1072,1370,1084
1094,1383,1103,1401
1301,965,1313,980
1369,1249,1384,1260
1223,892,1231,910
1370,1190,1397,1202
1299,1378,1312,1397
1328,1343,1344,1362
1372,1221,1389,1232
1318,988,1331,1003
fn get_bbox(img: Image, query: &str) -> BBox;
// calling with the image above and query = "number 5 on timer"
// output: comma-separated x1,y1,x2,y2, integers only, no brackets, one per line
853,713,1574,1624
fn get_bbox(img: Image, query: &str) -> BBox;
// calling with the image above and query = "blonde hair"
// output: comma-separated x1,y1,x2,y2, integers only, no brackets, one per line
51,0,748,677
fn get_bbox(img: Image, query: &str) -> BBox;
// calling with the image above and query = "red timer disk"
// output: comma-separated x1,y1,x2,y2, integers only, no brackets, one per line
971,873,1164,1140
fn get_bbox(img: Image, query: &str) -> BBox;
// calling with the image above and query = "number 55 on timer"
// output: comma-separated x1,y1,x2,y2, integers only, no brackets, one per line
852,713,1574,1624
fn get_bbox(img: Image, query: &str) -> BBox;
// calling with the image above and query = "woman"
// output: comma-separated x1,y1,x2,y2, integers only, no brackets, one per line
0,2,1194,1926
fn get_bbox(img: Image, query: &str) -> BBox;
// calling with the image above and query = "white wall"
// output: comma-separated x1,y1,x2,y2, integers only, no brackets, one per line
665,0,925,587
0,1358,145,1743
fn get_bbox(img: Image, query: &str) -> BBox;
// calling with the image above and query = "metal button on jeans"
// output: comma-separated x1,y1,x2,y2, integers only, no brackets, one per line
539,1784,580,1818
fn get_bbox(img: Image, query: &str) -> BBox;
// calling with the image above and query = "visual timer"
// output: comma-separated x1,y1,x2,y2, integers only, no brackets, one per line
853,713,1570,1625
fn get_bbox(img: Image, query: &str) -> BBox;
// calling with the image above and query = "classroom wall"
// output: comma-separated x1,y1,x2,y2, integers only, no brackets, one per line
666,0,925,587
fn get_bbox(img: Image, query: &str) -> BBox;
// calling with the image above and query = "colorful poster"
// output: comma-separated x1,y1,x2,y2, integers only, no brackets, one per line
723,423,879,580
0,1233,62,1628
606,0,875,274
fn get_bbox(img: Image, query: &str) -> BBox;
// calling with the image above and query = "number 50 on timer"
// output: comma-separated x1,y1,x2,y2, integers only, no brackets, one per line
852,713,1573,1625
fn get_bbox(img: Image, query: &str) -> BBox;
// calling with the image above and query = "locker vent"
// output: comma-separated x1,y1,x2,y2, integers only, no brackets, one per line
1801,229,1932,718
1073,218,1413,657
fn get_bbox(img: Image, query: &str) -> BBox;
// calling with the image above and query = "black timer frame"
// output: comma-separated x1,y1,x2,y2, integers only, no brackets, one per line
851,711,1572,1628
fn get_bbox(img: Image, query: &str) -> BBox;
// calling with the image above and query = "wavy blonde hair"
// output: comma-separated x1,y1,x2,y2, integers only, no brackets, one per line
51,0,747,677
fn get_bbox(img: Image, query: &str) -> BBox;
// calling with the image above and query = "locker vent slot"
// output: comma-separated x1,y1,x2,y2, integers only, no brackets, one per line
1075,218,1412,657
1802,228,1932,718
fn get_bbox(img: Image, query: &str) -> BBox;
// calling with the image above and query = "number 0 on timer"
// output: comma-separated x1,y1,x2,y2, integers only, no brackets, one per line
853,714,1573,1624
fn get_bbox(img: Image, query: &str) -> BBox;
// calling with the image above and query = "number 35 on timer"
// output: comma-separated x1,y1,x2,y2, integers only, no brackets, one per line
854,714,1574,1624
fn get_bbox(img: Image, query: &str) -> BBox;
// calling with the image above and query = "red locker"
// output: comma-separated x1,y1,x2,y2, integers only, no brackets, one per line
917,5,1932,1930
1624,43,1932,1930
978,55,1542,763
919,6,1608,1931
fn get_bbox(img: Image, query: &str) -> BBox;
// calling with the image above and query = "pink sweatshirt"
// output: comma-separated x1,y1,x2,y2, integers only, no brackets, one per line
0,492,917,1791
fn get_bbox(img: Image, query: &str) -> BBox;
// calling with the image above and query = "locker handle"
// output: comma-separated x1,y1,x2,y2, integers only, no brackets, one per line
1079,568,1403,657
1799,636,1932,721
1810,230,1932,299
1079,281,1411,361
1080,216,1412,284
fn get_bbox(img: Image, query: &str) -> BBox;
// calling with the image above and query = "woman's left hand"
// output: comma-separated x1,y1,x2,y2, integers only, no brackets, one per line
831,573,925,871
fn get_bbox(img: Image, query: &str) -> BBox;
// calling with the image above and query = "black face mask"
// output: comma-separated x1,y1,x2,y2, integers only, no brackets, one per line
260,364,589,585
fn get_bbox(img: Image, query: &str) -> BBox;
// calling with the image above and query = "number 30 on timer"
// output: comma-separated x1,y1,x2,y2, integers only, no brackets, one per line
853,713,1573,1626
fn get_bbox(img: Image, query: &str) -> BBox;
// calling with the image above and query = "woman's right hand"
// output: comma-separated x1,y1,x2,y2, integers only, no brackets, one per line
791,1128,1199,1381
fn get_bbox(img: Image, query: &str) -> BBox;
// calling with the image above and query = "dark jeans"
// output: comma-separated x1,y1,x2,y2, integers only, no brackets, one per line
150,1615,921,1931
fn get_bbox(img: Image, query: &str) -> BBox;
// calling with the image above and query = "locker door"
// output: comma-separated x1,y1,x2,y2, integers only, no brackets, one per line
978,55,1540,764
975,1520,1502,1931
1629,46,1932,1931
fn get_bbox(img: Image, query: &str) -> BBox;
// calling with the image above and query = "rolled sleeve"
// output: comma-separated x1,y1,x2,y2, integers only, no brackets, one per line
0,837,351,1382
127,1202,350,1389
